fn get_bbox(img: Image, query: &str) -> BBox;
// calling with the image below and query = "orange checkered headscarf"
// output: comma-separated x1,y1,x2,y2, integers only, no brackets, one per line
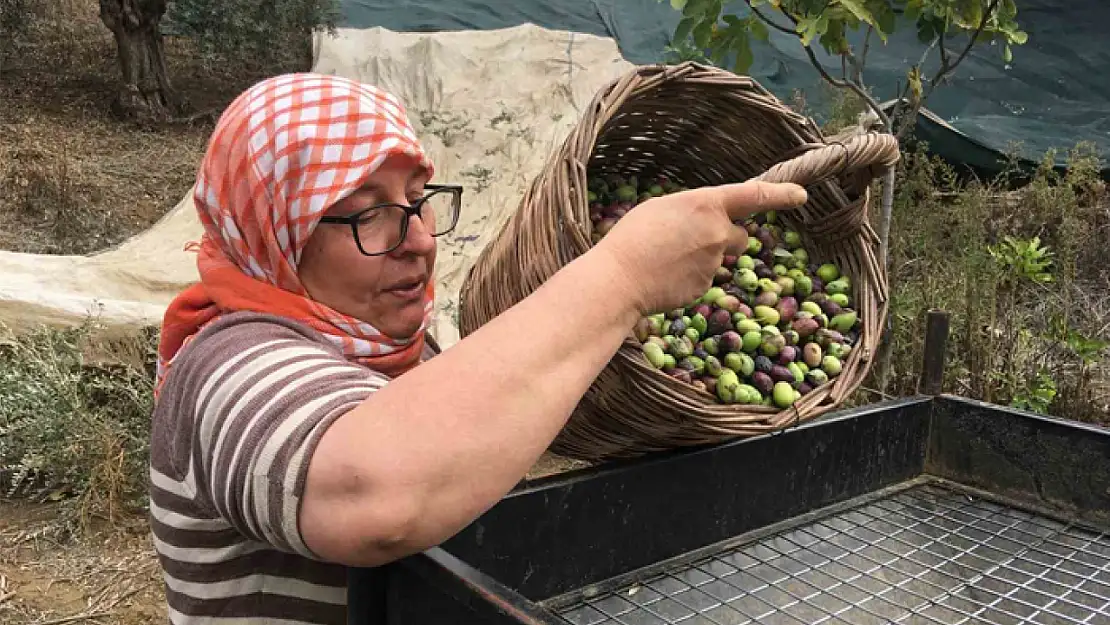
155,73,436,397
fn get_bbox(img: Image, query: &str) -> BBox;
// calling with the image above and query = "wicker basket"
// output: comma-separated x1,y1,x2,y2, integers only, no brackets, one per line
457,62,901,461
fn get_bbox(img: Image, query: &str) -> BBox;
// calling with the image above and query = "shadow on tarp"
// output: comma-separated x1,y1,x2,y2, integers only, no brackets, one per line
339,0,1110,181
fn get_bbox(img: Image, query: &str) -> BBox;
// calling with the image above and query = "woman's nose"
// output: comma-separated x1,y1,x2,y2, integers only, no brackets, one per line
393,212,437,256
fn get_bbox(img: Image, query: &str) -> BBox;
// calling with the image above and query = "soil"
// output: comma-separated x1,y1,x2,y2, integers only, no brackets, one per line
0,500,162,625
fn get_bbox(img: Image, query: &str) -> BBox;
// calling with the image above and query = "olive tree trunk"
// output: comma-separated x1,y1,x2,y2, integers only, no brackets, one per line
99,0,178,120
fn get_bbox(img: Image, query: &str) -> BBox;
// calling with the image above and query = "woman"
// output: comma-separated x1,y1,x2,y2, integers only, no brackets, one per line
149,72,807,624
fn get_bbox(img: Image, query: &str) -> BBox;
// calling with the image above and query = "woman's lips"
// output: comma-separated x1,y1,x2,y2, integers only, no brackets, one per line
386,279,426,301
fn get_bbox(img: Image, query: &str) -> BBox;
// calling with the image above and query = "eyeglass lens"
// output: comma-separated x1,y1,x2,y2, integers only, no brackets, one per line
355,188,459,254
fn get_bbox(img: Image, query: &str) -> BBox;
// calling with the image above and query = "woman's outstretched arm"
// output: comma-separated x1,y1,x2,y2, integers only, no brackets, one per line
298,180,808,566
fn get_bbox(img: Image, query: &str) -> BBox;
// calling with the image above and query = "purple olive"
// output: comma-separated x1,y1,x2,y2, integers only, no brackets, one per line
707,309,734,336
819,299,843,317
778,345,797,365
776,297,798,324
751,371,774,396
770,365,795,384
792,317,819,339
757,227,776,251
718,330,743,353
670,369,693,384
595,217,618,236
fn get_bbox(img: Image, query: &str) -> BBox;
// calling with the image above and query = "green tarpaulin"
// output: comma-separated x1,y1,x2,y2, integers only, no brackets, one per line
340,0,1110,180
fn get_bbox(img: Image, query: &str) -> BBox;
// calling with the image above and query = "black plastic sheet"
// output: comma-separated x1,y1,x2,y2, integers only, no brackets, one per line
340,0,1110,179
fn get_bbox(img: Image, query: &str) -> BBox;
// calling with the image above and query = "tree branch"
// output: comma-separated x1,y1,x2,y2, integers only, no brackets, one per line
745,0,886,128
894,0,1001,140
945,0,1000,76
854,25,873,84
800,44,890,130
937,30,950,69
744,1,796,35
842,26,871,85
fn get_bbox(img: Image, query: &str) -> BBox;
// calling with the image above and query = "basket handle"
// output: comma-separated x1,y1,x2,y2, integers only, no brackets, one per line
753,132,900,189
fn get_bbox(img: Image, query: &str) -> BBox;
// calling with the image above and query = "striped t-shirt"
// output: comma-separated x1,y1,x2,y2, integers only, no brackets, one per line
149,311,438,625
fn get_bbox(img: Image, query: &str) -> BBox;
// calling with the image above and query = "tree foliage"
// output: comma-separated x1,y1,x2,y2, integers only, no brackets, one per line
664,0,1027,135
165,0,341,67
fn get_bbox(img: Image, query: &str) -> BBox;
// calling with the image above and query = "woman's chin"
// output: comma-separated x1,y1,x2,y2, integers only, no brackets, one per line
375,305,428,340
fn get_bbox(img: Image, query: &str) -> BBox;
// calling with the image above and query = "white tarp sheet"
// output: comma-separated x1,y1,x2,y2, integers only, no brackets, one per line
0,23,633,347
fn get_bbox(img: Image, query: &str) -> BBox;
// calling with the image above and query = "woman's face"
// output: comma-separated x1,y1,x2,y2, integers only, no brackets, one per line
298,155,437,339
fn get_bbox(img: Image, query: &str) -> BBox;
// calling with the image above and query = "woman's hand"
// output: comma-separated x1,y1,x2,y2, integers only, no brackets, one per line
590,181,808,316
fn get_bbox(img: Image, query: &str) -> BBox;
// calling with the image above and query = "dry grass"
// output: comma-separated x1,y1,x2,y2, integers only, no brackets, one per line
0,501,161,625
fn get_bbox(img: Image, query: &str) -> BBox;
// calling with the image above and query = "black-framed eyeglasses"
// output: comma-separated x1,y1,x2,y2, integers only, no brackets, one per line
319,184,463,256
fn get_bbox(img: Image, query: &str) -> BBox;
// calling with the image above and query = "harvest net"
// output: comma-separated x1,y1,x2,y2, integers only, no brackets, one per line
457,62,901,461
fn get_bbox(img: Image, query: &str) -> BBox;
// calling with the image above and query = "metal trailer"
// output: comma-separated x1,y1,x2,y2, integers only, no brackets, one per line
347,315,1110,625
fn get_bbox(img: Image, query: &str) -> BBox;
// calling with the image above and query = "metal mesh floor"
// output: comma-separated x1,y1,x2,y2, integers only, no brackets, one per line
551,483,1110,625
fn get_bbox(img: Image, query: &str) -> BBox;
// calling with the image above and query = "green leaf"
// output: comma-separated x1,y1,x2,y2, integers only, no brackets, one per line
1002,44,1012,63
904,0,923,21
670,0,687,9
748,15,770,41
835,0,874,24
818,19,849,54
956,1,983,31
693,19,713,47
974,28,996,43
734,35,755,74
797,15,822,45
683,0,709,17
1010,29,1028,45
711,38,731,64
674,16,696,42
869,0,897,36
916,18,936,44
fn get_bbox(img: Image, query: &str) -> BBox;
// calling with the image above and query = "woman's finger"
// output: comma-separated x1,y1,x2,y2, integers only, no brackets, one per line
709,181,809,222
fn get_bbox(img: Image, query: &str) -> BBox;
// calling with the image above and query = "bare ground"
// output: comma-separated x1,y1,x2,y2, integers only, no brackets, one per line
0,501,162,625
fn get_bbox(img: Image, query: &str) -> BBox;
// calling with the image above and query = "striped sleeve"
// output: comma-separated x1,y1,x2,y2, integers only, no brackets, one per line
174,317,388,560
